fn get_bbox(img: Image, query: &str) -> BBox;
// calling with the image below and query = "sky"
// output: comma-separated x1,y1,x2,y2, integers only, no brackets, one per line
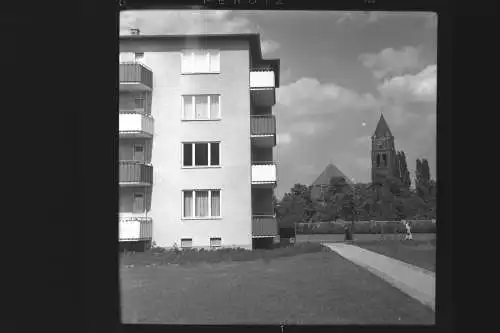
120,10,438,199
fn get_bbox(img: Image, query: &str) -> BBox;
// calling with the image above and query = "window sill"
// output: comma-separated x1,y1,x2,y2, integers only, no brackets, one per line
182,166,221,169
181,217,223,221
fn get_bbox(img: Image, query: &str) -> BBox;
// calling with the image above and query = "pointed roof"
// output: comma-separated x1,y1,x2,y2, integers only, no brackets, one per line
373,113,393,137
310,164,353,200
312,163,353,186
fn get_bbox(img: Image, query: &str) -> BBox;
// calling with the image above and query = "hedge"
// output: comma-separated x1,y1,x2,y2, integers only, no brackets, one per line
294,220,436,235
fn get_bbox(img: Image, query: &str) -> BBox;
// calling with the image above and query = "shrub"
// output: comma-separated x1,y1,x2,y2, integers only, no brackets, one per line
408,220,436,233
352,221,371,234
121,242,330,266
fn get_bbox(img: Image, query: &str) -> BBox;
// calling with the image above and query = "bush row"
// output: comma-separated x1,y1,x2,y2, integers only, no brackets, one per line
121,242,330,266
294,220,436,235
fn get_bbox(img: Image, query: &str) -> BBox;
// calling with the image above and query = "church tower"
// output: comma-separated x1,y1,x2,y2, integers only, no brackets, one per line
371,113,397,183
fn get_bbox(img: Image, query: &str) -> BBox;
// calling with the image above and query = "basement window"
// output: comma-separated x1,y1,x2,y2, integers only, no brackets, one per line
180,238,192,249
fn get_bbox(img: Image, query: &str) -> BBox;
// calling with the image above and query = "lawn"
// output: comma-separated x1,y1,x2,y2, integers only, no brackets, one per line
120,250,435,324
354,236,436,272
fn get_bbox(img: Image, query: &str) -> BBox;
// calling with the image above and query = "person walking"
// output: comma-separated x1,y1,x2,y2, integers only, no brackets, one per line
403,220,413,240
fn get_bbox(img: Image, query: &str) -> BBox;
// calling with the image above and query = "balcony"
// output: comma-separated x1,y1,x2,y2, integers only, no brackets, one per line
120,63,153,91
119,216,152,241
119,112,154,138
250,115,276,147
250,70,276,107
252,215,278,237
119,161,153,186
251,162,277,188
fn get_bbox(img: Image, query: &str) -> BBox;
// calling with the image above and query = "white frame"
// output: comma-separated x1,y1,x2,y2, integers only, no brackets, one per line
181,141,221,168
180,238,193,249
181,49,220,74
209,237,222,248
181,189,222,220
181,94,221,121
133,144,145,162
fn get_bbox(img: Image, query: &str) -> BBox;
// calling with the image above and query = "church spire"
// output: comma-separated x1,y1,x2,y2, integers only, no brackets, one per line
373,113,393,138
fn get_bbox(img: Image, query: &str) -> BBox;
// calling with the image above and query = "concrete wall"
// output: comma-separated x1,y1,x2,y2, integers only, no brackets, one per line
119,138,152,163
121,39,253,249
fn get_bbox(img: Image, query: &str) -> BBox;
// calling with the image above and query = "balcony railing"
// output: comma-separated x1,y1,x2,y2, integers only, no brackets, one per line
252,215,278,237
251,115,276,147
250,70,275,89
119,216,152,241
119,161,153,186
251,162,277,186
119,112,154,138
250,70,276,107
251,115,276,135
119,63,153,91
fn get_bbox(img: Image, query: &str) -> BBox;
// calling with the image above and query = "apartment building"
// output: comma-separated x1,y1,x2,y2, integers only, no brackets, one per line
119,32,280,250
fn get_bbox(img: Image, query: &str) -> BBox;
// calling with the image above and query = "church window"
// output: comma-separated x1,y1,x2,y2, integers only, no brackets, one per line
383,154,387,167
376,154,381,167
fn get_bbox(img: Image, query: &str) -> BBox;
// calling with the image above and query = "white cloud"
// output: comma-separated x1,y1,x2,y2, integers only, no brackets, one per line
277,132,292,145
120,10,251,35
359,46,423,80
335,12,356,24
261,39,280,55
378,65,437,103
288,120,328,136
334,11,399,25
277,77,379,115
120,10,280,54
280,68,292,85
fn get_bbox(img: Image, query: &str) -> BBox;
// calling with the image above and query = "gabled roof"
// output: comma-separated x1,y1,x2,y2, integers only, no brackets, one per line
373,113,393,137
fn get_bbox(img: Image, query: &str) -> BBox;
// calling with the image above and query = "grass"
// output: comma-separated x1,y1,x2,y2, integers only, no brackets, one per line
120,242,328,267
354,237,436,272
120,250,435,324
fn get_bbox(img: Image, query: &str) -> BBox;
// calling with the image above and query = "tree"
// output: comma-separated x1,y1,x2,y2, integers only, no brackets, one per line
396,151,411,188
276,183,315,228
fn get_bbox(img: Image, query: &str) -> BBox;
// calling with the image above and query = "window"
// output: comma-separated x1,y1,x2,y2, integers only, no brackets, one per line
133,144,144,162
133,193,144,213
134,96,144,109
182,142,220,167
383,154,387,167
182,95,220,120
180,238,192,249
183,190,221,218
376,154,381,167
135,52,144,61
195,144,208,166
210,237,222,248
181,50,220,74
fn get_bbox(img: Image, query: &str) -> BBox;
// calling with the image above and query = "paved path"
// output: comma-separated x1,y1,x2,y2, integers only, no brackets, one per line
323,243,435,311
